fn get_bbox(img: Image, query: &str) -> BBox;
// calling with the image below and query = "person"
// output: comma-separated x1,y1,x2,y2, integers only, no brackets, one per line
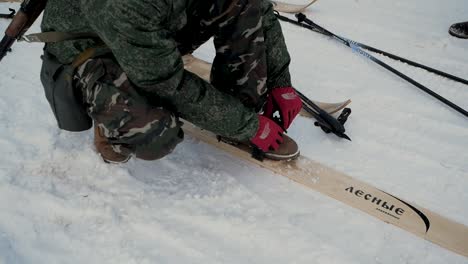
449,21,468,39
39,0,302,163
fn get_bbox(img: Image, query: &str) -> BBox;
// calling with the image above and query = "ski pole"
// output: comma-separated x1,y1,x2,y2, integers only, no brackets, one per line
297,13,468,118
296,89,352,140
295,13,468,118
277,12,468,118
354,42,468,86
274,12,468,86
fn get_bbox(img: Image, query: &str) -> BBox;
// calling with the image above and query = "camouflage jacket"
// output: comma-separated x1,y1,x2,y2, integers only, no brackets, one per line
41,0,289,140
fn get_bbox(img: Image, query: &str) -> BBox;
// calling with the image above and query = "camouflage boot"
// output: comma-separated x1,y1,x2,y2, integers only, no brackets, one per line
94,126,131,164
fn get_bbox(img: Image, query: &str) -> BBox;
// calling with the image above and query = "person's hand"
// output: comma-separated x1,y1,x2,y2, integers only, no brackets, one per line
263,87,302,130
250,115,284,152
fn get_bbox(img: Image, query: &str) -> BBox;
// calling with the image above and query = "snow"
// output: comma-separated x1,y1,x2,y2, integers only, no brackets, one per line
0,0,467,263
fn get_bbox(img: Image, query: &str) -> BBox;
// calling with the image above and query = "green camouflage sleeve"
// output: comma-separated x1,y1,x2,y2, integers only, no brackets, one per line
80,0,258,141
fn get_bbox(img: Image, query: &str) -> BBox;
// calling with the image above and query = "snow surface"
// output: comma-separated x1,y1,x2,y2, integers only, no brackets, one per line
0,0,467,263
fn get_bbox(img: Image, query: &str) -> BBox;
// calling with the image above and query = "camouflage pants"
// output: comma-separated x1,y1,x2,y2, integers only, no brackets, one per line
175,0,292,108
74,56,184,161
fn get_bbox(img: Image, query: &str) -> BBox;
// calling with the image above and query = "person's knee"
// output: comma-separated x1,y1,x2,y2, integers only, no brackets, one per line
133,124,184,161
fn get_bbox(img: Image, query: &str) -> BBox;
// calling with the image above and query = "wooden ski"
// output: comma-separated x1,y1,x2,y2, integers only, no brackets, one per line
182,120,468,259
271,0,319,14
182,54,351,116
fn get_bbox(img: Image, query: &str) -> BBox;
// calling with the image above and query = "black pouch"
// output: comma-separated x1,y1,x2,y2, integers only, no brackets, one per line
40,51,92,131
